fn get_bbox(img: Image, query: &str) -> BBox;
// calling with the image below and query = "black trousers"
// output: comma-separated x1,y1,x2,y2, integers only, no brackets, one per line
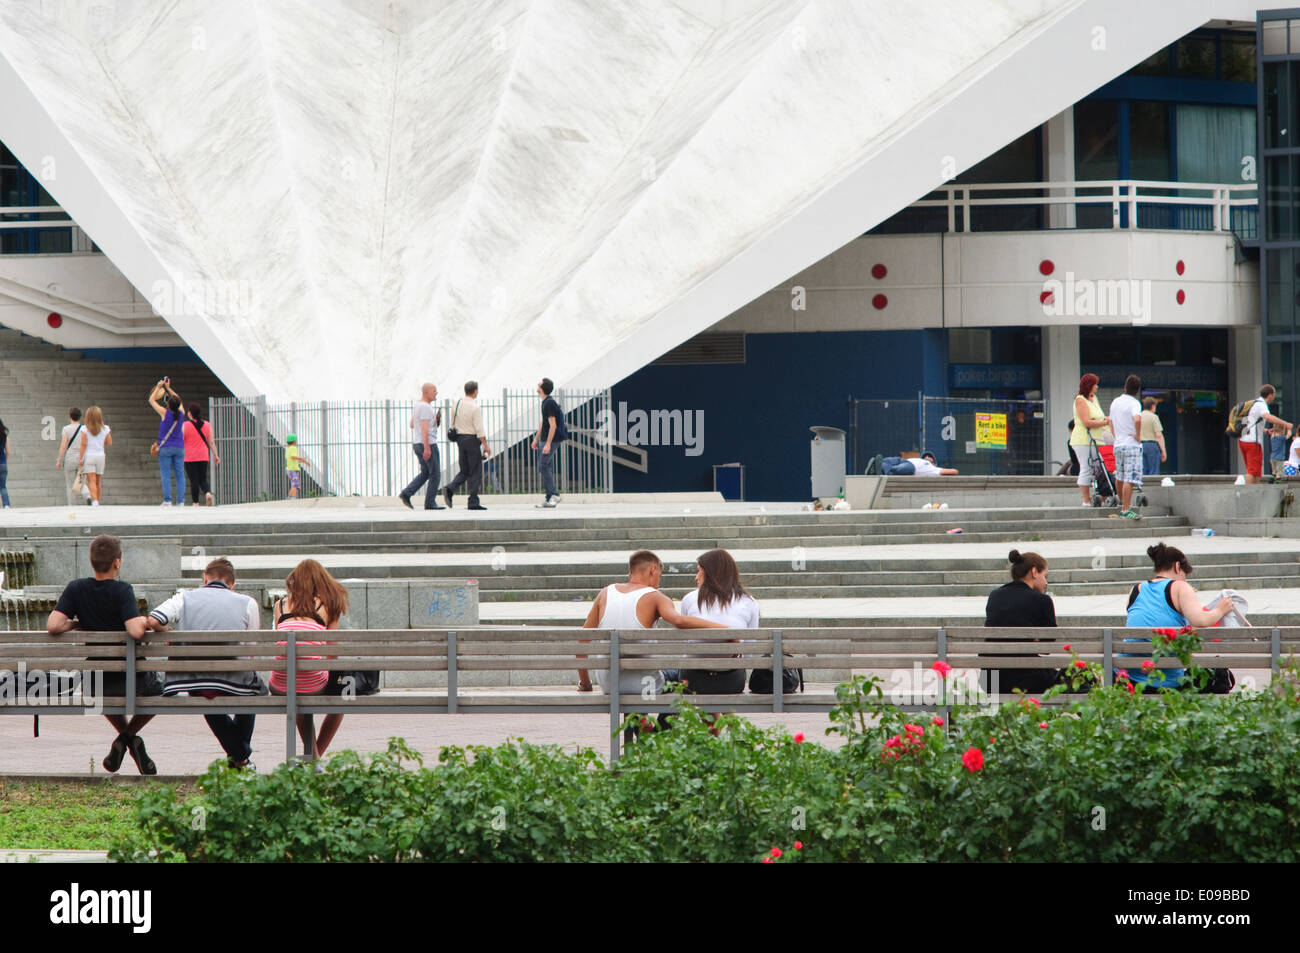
185,461,210,502
448,435,483,505
204,713,255,761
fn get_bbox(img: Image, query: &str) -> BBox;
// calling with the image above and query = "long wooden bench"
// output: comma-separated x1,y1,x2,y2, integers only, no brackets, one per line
0,626,1289,763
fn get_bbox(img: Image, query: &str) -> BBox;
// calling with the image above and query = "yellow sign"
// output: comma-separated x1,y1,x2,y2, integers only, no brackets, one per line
975,413,1007,450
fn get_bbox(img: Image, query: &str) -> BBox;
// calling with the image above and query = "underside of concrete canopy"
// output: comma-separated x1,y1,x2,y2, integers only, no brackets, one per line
0,0,1271,400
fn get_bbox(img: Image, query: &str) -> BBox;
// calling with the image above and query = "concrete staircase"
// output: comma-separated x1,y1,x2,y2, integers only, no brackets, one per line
0,326,231,505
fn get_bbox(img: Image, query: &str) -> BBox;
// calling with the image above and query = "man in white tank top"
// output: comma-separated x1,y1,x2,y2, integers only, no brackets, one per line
578,550,725,694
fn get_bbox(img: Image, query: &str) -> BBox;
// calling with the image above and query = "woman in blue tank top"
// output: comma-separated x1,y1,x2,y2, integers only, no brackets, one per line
1123,543,1233,689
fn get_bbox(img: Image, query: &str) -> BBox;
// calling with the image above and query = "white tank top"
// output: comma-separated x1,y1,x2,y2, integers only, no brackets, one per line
594,584,665,696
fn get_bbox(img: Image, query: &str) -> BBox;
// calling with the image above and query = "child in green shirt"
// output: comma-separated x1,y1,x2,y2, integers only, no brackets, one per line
285,433,313,498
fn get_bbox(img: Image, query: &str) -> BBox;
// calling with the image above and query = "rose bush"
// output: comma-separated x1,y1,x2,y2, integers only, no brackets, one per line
113,664,1300,863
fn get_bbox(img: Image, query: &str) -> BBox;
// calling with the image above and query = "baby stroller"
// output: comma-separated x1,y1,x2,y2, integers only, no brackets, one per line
1087,436,1119,508
1088,435,1147,509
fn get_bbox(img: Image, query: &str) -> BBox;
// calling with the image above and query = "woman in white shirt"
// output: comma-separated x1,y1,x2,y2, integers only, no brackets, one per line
77,405,112,506
677,548,759,695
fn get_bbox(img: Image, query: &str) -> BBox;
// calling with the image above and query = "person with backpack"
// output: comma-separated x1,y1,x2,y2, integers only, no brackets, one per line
531,377,567,508
1230,385,1292,484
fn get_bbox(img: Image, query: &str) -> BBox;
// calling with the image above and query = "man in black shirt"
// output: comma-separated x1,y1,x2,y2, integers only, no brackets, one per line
46,535,159,774
531,377,566,508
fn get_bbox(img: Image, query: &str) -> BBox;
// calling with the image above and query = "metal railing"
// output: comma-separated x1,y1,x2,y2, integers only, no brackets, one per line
881,179,1259,240
209,389,614,503
851,395,1047,476
0,204,96,253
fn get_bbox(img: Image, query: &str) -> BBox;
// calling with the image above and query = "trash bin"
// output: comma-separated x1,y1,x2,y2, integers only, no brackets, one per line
810,426,846,499
713,463,745,501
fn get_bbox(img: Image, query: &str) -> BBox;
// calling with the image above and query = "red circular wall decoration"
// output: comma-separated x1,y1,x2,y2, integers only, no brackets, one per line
1176,260,1185,275
870,263,887,280
1039,291,1055,305
871,294,888,310
1176,290,1186,305
1039,259,1055,276
47,312,62,329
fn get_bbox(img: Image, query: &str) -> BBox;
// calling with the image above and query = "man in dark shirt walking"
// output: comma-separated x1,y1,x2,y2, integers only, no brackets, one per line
46,535,160,774
531,378,566,508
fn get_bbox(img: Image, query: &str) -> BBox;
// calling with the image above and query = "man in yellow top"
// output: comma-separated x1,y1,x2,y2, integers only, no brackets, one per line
1139,397,1166,477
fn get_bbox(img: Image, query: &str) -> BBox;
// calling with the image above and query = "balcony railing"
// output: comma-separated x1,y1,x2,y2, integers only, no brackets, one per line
0,204,96,254
874,179,1259,241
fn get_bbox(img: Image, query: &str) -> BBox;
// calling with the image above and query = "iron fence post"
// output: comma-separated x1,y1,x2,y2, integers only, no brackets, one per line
254,395,268,501
384,398,393,496
320,400,329,497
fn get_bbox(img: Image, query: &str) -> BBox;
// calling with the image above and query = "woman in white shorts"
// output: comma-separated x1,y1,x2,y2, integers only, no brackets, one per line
78,406,111,506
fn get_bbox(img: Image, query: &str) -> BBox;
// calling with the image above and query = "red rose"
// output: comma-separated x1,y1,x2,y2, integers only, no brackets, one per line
793,732,805,744
1116,669,1129,681
932,716,944,726
1211,637,1221,642
770,847,782,858
1039,721,1048,729
762,856,772,863
1127,682,1136,694
962,747,984,772
1063,643,1071,651
1141,660,1155,673
794,841,803,850
905,724,924,736
1074,660,1087,669
932,660,952,677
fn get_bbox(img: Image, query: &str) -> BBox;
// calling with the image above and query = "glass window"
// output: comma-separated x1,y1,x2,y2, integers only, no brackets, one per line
1176,105,1255,184
1133,45,1172,76
1264,61,1290,149
1176,35,1216,78
1264,20,1287,55
1129,102,1171,180
956,130,1042,231
1265,249,1300,336
1221,34,1256,82
1142,332,1178,365
1081,327,1139,365
1075,101,1120,228
1266,156,1298,241
1267,341,1293,418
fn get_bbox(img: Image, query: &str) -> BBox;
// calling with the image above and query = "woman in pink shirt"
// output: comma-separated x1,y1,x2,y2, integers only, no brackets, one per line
269,558,350,759
183,402,219,506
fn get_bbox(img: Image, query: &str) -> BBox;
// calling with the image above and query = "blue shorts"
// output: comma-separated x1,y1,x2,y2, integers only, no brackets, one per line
286,470,301,490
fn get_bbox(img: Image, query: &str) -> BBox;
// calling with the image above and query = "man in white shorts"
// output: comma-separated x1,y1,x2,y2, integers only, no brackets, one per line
1107,374,1144,519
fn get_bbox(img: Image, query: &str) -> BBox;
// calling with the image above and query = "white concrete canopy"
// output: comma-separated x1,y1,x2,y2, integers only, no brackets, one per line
0,0,1270,400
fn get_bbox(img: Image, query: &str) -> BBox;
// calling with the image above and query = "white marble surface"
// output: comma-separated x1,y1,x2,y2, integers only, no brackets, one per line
1,0,1098,402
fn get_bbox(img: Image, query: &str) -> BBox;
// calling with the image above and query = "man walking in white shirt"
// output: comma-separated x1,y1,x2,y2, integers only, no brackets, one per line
398,382,445,510
1108,374,1144,519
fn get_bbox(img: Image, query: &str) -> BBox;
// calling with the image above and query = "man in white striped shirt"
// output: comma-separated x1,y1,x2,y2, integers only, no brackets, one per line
146,557,266,768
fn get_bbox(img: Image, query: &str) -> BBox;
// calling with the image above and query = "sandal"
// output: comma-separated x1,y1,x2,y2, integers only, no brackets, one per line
577,681,593,693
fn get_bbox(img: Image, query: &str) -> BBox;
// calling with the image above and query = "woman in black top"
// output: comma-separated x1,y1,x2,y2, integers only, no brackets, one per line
984,550,1058,694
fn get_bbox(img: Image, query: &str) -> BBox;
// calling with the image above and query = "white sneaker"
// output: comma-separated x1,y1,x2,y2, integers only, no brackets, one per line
160,501,172,507
91,500,99,506
543,497,558,508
